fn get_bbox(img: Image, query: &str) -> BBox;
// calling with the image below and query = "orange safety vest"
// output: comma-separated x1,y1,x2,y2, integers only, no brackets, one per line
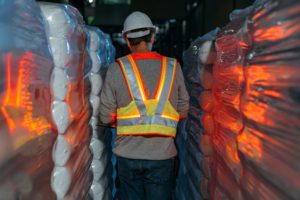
116,54,180,138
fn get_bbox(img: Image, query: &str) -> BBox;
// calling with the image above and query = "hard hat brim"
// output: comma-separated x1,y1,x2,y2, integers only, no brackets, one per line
123,27,157,38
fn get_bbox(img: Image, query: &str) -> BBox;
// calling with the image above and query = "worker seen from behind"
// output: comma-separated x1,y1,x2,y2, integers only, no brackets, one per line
99,11,189,200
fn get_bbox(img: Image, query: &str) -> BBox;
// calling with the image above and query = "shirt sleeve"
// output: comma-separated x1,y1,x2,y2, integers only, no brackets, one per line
176,62,190,119
99,63,118,126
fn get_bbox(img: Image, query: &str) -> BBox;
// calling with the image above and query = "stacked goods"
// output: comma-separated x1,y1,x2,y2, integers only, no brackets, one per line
0,0,56,199
209,6,252,200
85,26,112,200
208,0,300,199
179,28,219,200
197,31,219,199
39,3,92,199
239,0,300,199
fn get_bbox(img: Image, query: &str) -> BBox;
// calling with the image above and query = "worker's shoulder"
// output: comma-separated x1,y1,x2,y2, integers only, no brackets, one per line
164,56,181,68
158,55,179,64
107,61,121,71
106,62,123,77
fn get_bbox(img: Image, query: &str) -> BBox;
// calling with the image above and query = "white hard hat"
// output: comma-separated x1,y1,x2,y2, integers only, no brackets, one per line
122,11,156,38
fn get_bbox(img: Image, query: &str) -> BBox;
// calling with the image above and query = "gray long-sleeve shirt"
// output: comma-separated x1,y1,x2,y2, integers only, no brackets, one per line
99,52,189,160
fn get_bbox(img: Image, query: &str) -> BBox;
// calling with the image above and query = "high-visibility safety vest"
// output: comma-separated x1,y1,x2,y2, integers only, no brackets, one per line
116,54,180,138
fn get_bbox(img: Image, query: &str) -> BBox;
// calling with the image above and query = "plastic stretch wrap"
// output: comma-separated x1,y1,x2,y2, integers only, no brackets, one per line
86,26,114,200
209,7,251,199
52,107,91,166
0,0,56,199
39,2,92,199
177,28,219,200
40,2,88,118
208,0,300,199
51,144,91,199
239,0,300,199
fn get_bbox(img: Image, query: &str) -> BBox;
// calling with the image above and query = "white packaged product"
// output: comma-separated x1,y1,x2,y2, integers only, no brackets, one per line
89,138,105,160
89,182,107,200
90,52,102,73
51,101,71,134
90,116,99,128
39,2,85,68
198,41,216,65
51,67,69,100
48,37,71,67
89,73,103,95
52,135,71,166
89,94,101,116
39,3,84,38
51,166,71,200
88,29,101,51
90,159,106,181
92,128,100,138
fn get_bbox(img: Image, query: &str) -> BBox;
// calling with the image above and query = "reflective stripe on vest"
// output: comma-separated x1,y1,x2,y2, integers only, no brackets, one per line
116,54,179,137
117,56,147,116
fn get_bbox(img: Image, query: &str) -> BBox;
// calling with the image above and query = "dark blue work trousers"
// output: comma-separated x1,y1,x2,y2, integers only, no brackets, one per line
117,157,175,200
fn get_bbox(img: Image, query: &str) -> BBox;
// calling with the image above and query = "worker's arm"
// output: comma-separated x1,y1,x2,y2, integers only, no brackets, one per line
176,63,190,119
99,64,118,127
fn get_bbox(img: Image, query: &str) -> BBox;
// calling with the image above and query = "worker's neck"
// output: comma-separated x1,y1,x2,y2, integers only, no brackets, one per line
130,42,151,53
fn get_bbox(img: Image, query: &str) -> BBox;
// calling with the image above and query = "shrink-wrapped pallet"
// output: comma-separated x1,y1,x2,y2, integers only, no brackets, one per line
86,26,114,200
239,0,300,199
209,6,251,199
178,28,219,200
39,3,92,199
0,0,56,199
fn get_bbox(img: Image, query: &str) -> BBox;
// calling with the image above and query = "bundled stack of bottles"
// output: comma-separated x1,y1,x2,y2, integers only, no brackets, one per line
182,0,300,199
86,26,115,200
40,3,93,199
0,0,115,199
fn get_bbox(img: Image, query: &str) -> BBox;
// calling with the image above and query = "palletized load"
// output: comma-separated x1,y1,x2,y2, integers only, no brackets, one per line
178,28,219,200
209,5,251,199
203,0,300,199
0,0,56,199
85,25,115,200
239,0,300,199
39,2,92,199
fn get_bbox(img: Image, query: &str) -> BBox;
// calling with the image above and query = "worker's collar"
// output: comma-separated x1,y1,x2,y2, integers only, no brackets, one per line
131,52,162,60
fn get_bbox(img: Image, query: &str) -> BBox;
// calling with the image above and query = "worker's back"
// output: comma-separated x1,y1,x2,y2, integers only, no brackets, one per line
100,51,189,160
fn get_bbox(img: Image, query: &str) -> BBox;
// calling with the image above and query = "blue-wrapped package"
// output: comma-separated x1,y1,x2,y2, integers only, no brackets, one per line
85,26,113,200
179,28,219,200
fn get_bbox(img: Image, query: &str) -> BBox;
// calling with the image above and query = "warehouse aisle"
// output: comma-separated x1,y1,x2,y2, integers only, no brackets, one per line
0,0,300,200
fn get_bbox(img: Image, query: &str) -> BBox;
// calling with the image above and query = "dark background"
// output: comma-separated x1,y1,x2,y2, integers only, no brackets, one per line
37,0,254,61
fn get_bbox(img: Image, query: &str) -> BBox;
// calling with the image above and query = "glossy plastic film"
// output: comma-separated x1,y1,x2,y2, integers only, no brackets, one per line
39,3,93,199
209,6,251,199
86,26,115,200
178,28,219,200
0,0,56,199
206,0,300,199
240,0,300,199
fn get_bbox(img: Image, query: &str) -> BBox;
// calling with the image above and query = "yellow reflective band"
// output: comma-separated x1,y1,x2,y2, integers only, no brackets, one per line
161,114,179,121
117,114,141,119
117,101,140,117
117,124,176,137
156,56,167,101
127,55,147,101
